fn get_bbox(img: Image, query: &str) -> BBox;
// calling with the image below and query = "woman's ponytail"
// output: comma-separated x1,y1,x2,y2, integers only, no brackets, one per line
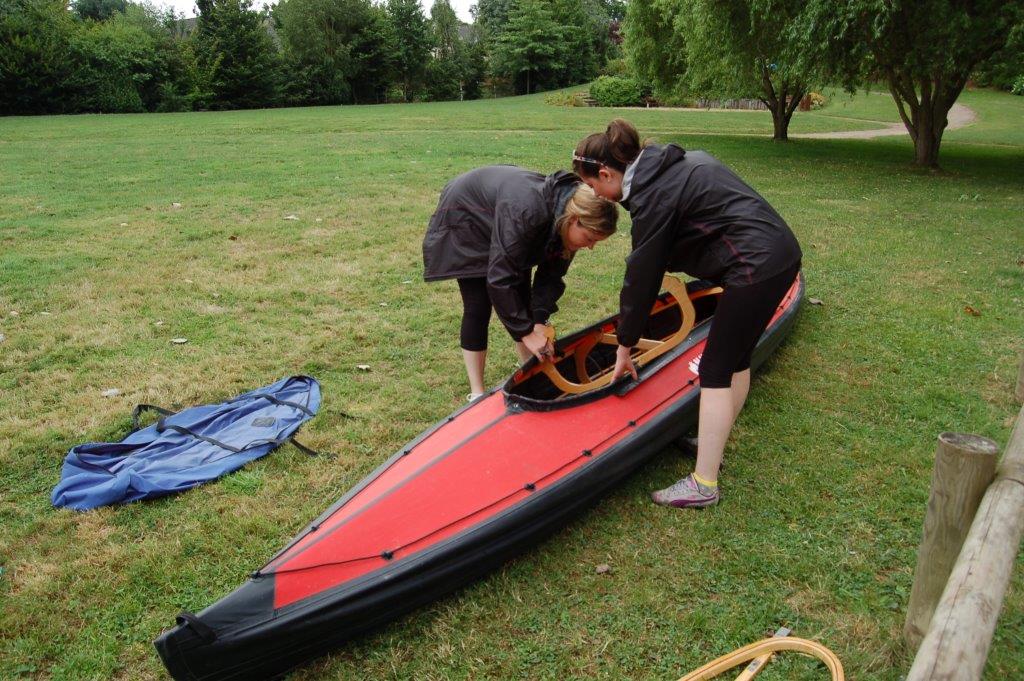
572,118,643,177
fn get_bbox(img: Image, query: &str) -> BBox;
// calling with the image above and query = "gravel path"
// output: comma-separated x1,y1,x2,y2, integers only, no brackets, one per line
793,102,977,139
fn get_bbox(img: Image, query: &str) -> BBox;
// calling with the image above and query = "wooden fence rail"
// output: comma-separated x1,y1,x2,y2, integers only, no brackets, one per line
905,395,1024,680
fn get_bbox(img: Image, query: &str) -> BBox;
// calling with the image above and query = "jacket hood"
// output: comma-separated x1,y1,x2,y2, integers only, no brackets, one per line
628,144,687,200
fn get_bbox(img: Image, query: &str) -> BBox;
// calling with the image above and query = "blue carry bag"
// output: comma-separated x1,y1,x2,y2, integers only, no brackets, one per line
52,375,322,511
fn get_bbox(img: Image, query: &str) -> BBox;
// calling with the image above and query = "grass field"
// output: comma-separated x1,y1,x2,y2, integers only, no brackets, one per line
1,87,1022,680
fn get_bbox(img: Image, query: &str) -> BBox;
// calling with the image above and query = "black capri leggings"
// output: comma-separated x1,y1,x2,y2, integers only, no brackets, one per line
698,261,801,389
457,277,531,351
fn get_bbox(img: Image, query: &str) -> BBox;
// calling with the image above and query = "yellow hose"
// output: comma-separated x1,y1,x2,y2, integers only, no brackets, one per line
675,637,844,681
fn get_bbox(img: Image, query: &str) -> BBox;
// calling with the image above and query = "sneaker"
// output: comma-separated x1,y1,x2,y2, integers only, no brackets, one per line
651,474,719,508
466,392,485,403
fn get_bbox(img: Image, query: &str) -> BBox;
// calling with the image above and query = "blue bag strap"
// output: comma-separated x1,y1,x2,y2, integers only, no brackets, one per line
154,418,323,457
250,392,317,417
131,404,176,432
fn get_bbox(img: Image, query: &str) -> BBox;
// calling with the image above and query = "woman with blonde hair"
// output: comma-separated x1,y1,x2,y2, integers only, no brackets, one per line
423,166,618,401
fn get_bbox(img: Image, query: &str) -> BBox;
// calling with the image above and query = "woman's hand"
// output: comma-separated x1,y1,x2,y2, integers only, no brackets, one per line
521,325,555,361
611,344,638,381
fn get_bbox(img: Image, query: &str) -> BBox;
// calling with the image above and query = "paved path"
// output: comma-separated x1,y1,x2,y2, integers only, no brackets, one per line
793,102,977,139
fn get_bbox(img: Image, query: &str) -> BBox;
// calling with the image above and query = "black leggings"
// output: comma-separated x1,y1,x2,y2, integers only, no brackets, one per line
698,262,801,388
457,277,530,351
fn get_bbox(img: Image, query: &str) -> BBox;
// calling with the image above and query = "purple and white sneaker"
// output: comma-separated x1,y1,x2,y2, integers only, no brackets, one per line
651,474,719,508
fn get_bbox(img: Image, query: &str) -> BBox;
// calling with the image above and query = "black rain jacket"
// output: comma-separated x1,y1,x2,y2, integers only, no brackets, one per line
423,166,580,340
617,144,802,347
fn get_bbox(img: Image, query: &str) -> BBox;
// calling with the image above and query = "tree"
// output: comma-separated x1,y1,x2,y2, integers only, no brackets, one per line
685,0,813,141
491,0,564,94
72,0,128,22
385,0,431,101
623,0,687,103
0,0,79,114
471,0,514,43
799,0,1023,167
625,0,812,138
426,0,465,100
549,0,598,86
191,0,280,109
274,0,386,105
348,3,395,103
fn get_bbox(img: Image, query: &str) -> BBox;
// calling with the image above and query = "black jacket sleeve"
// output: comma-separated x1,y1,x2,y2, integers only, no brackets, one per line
486,200,538,340
529,252,572,324
615,200,676,347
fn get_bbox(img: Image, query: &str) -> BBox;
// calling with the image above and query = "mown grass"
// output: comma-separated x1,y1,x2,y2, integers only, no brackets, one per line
1,88,1022,680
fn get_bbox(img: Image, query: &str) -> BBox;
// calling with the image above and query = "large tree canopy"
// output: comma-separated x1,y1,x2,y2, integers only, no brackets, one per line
623,0,687,103
799,0,1023,166
626,0,814,139
686,0,814,140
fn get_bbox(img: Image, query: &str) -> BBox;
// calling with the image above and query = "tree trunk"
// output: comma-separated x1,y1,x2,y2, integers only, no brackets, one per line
759,66,804,142
771,102,788,141
887,72,965,168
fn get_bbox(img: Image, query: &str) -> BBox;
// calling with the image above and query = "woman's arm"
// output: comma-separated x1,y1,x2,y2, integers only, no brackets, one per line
529,253,572,325
485,201,542,341
615,203,676,348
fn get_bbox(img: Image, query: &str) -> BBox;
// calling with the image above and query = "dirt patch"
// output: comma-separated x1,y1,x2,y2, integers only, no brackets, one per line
794,103,977,140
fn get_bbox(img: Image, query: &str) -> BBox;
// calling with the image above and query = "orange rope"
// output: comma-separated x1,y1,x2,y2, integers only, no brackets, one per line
675,637,844,681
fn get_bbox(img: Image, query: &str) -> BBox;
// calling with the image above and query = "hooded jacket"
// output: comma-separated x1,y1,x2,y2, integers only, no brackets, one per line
423,165,580,340
616,144,802,347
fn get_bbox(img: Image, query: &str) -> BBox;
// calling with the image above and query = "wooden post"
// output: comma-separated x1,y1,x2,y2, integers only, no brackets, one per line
1015,349,1024,404
903,433,998,649
906,407,1024,680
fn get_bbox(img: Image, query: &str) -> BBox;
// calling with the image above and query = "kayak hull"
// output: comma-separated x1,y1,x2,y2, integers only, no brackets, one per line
155,274,804,680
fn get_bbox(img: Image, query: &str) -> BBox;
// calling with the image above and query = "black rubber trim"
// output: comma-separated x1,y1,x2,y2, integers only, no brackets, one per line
175,612,217,644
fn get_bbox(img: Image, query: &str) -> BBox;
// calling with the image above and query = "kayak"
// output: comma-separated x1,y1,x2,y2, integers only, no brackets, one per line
155,273,804,680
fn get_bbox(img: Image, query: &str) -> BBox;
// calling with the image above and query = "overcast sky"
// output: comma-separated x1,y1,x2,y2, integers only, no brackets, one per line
153,0,476,21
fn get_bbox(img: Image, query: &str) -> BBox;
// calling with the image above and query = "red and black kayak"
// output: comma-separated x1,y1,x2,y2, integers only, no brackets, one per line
155,274,804,680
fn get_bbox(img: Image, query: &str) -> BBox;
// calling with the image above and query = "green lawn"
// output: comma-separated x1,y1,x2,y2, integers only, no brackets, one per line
1,88,1022,680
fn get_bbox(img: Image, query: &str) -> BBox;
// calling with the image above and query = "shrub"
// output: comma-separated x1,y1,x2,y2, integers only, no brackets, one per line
808,91,827,109
1012,75,1024,96
589,75,643,107
544,90,586,106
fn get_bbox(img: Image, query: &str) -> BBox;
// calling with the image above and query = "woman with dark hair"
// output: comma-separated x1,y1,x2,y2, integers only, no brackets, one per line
423,166,618,401
572,119,802,508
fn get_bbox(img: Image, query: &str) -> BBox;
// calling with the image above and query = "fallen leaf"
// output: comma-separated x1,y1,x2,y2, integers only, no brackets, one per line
964,306,981,317
284,214,299,221
402,280,413,284
155,320,165,326
101,388,121,398
0,333,5,343
119,222,129,227
379,302,388,307
170,337,189,344
595,564,612,575
9,310,18,317
171,202,182,209
356,364,371,371
40,311,51,316
808,297,824,306
315,218,323,223
228,235,238,241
